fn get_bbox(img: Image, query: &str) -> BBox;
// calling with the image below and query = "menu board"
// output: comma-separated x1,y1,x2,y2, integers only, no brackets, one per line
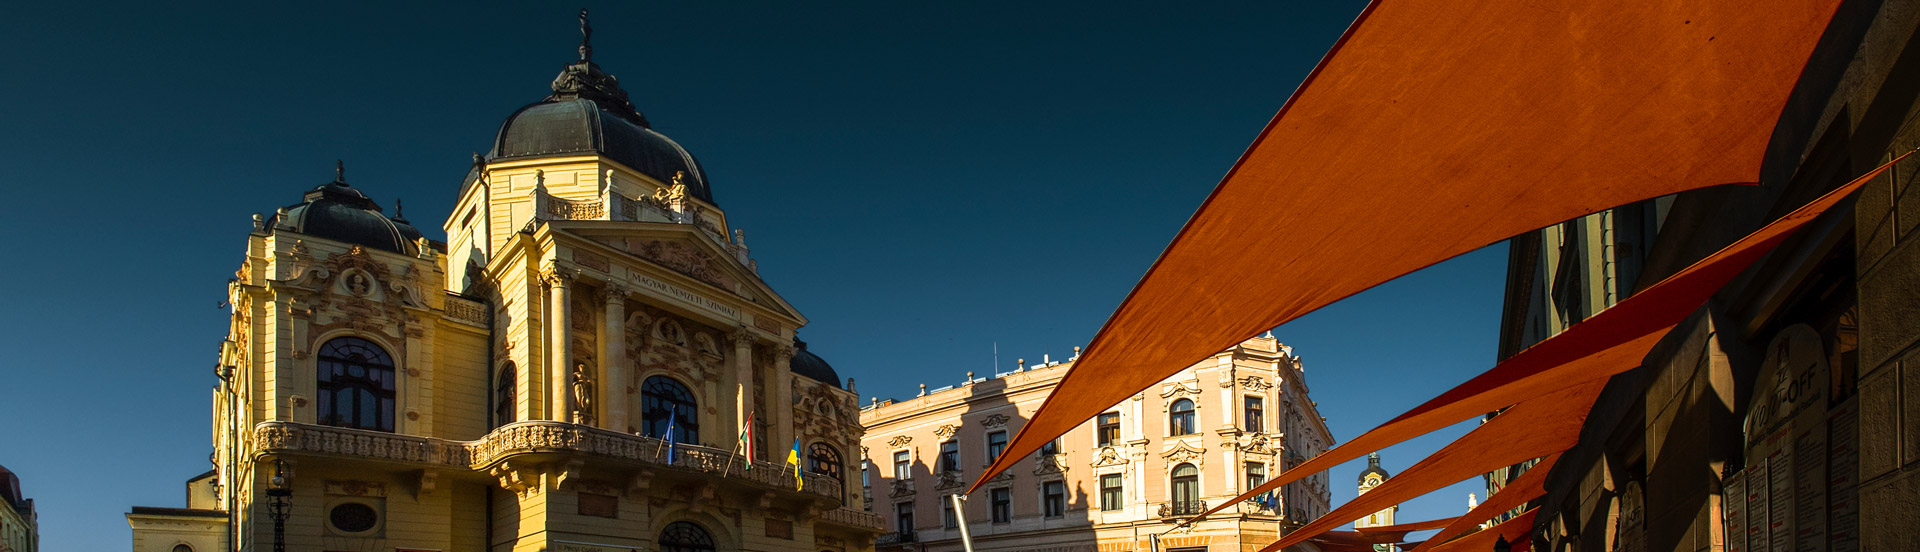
1792,414,1827,551
1725,471,1747,552
1768,442,1794,552
1827,399,1859,552
1748,458,1770,552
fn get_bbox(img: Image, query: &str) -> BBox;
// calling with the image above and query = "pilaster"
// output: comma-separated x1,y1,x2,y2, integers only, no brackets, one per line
543,266,577,422
726,328,755,447
599,283,628,431
773,343,798,452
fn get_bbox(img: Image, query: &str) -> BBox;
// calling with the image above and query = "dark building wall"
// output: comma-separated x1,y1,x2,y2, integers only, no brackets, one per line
1504,2,1920,550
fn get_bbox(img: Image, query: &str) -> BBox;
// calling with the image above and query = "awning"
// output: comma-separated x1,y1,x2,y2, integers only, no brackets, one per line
1424,509,1539,552
1259,382,1604,552
1188,149,1908,524
1411,454,1561,551
974,0,1853,491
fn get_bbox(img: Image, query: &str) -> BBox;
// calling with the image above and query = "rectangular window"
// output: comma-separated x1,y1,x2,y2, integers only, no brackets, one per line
1244,396,1265,431
943,497,958,528
990,488,1012,523
1096,412,1121,447
1043,481,1066,517
986,431,1008,464
1099,474,1124,511
896,502,915,534
1040,437,1060,456
894,450,912,480
1246,462,1267,491
939,441,960,472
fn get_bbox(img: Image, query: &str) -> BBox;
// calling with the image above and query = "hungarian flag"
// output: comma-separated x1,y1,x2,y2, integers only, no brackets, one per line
737,410,755,469
786,438,803,491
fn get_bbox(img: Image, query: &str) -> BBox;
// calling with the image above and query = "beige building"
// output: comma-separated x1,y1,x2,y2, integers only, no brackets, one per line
0,465,35,552
859,336,1335,552
127,14,884,552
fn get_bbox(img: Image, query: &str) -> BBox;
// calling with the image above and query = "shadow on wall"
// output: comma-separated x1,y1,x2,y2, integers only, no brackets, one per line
874,377,1100,552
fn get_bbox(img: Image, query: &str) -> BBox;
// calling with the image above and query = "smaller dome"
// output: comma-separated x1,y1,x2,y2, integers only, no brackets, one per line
789,338,842,389
266,165,424,255
1359,452,1391,484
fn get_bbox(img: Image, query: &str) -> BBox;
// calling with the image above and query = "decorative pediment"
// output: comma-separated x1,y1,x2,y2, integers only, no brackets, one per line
1091,447,1127,468
980,414,1011,428
560,224,807,326
933,424,958,439
1238,375,1273,391
1033,455,1069,476
1159,381,1203,399
888,480,914,498
935,471,966,490
887,435,912,448
1161,441,1206,465
1241,434,1277,456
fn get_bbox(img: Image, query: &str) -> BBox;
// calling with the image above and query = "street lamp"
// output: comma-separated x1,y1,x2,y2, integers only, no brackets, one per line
266,459,292,552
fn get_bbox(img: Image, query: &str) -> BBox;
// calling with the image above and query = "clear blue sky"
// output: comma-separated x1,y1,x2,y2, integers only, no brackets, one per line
0,2,1508,549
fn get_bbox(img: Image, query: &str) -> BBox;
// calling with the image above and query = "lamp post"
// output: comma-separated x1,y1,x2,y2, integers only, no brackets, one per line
266,459,292,552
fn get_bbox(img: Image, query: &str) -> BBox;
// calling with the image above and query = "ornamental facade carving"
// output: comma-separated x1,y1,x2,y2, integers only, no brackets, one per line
980,413,1011,428
1238,375,1274,391
886,435,912,448
1161,441,1206,466
932,424,958,439
1159,380,1203,400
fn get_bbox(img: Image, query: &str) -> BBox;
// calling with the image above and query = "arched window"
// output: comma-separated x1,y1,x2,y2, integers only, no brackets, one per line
1168,398,1196,436
172,545,194,552
317,337,396,432
658,521,715,552
493,363,516,428
642,376,698,444
808,443,844,480
808,442,845,500
1170,463,1199,512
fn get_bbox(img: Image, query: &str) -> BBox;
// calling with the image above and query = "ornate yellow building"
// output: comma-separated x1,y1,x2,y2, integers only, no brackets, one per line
858,336,1335,552
127,13,884,552
0,465,35,552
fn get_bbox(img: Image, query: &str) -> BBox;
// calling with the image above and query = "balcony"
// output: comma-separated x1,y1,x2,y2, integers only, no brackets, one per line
1158,500,1207,518
252,421,843,502
818,507,887,532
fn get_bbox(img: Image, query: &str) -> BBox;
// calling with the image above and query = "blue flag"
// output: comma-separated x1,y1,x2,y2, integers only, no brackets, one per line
664,410,678,462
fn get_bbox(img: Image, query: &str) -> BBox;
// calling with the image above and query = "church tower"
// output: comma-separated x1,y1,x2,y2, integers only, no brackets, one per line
1353,453,1398,552
128,11,885,552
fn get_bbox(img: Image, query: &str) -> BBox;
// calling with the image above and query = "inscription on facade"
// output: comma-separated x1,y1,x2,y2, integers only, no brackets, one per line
631,272,739,321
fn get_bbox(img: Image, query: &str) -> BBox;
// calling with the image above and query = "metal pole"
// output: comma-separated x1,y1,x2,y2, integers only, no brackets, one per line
266,490,290,552
1149,533,1162,552
950,494,976,552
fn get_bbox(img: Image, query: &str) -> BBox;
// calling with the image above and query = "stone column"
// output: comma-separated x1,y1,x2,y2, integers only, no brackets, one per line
541,267,575,422
771,343,798,454
725,328,755,451
598,283,628,432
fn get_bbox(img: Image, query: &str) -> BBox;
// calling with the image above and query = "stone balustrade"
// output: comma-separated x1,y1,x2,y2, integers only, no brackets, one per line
818,507,887,532
252,420,843,501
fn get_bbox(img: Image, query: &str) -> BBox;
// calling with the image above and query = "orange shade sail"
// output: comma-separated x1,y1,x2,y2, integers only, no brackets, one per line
1412,454,1561,551
1259,383,1604,552
973,0,1853,492
1191,149,1907,523
1360,517,1459,533
1425,509,1539,552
